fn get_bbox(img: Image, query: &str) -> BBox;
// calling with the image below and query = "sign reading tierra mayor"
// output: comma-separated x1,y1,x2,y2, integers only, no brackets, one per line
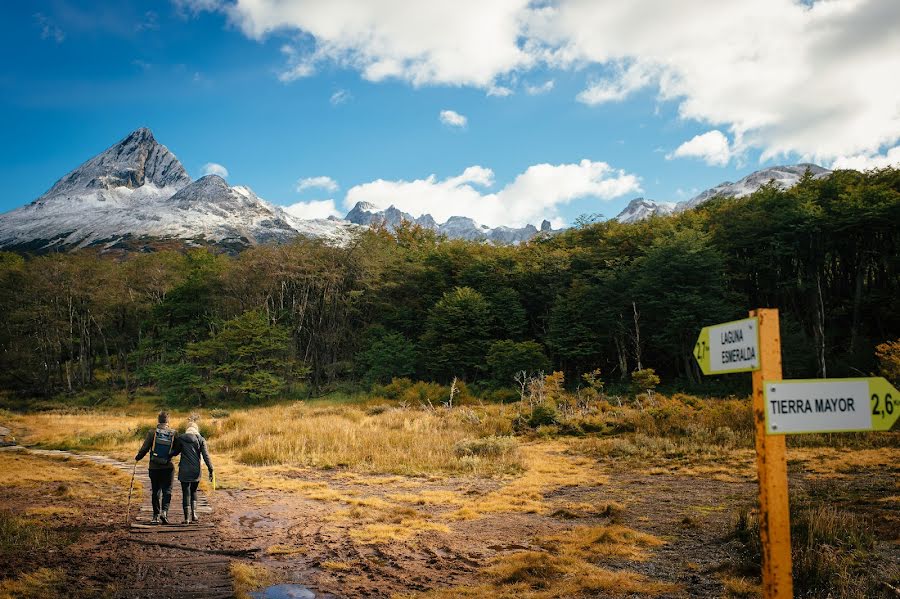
693,317,760,375
764,377,899,434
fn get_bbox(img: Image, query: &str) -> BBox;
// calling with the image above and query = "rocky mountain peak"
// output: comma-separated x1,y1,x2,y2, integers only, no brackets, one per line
39,127,191,202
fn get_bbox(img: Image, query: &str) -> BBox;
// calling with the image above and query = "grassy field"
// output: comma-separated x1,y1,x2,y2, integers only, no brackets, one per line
1,384,898,598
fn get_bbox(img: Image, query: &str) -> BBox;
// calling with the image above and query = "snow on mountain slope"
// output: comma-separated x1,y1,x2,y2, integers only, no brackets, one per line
613,198,676,224
616,164,831,224
675,164,831,213
0,129,356,249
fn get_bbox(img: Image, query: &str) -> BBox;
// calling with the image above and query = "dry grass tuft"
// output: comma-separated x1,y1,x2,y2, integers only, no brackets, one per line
539,524,664,561
265,544,304,556
399,551,679,598
230,562,276,599
722,575,761,598
0,568,66,599
321,561,354,572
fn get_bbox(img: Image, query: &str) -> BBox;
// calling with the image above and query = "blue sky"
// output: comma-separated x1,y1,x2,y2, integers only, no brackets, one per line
2,0,897,226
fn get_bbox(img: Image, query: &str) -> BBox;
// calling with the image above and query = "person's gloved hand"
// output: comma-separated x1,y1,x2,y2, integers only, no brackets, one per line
134,455,140,461
209,472,214,482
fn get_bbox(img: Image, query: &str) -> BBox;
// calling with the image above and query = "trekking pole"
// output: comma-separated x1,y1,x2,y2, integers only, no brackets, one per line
125,460,137,526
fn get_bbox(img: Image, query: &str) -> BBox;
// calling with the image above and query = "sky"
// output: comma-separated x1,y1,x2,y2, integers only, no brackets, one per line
1,0,898,227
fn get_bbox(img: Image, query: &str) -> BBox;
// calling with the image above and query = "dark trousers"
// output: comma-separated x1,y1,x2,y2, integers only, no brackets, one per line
181,481,199,513
149,467,173,515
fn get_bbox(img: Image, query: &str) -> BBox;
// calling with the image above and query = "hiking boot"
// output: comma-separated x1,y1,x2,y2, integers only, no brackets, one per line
151,513,160,525
183,508,190,525
191,501,199,523
160,510,169,525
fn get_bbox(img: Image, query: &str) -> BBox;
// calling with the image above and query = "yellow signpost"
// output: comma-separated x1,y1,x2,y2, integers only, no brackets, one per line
696,308,899,599
695,309,792,598
749,308,793,599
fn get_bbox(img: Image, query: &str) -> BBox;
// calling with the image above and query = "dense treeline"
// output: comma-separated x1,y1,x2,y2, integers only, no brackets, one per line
0,168,897,402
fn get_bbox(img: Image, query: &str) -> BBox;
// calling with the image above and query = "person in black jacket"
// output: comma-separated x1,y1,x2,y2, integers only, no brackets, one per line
134,411,175,524
171,418,214,525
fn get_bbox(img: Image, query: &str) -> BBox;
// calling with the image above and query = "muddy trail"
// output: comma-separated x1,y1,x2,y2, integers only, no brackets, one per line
0,428,238,599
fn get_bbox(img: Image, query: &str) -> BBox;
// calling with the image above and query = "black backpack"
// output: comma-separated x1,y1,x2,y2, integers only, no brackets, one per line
150,427,175,466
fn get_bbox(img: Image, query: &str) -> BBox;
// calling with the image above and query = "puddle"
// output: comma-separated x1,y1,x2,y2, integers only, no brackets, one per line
251,584,317,599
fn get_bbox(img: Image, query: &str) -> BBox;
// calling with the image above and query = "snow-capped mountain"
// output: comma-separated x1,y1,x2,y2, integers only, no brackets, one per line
343,202,549,244
675,164,831,213
0,128,356,250
613,198,676,224
615,164,831,223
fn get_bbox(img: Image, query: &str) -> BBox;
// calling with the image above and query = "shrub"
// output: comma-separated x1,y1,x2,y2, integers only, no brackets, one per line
630,368,660,400
482,388,521,404
875,339,900,385
454,436,518,458
528,404,559,428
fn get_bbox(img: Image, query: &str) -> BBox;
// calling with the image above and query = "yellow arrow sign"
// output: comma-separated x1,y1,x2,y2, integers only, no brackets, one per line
764,377,899,434
694,317,760,375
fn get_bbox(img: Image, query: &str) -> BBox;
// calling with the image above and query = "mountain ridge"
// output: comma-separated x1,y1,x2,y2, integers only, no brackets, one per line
614,163,831,223
0,128,838,250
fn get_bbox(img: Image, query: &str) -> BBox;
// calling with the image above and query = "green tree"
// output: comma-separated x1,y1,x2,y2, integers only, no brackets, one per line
356,326,418,384
632,229,740,383
420,287,492,381
486,340,550,387
186,310,302,402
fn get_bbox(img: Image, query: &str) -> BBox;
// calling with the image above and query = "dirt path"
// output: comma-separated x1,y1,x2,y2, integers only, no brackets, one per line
0,431,236,599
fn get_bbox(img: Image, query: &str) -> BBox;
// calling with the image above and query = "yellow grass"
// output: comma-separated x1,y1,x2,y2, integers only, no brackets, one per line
214,403,519,475
539,524,665,562
722,575,762,598
266,544,305,556
448,443,600,520
397,551,679,599
350,520,451,544
8,402,521,477
321,561,354,572
230,562,276,599
0,451,134,504
0,568,66,599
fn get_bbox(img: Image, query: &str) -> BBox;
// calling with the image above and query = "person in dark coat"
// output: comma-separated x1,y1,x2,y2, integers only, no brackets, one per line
134,411,176,524
171,419,213,525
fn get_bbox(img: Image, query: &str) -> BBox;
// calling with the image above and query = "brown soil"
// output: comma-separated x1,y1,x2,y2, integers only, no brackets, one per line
3,442,897,598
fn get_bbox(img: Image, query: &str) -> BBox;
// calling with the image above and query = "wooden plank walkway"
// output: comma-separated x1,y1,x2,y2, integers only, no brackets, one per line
0,436,235,599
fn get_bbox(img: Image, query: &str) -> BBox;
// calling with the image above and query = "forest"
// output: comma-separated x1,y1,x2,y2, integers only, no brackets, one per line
1,167,897,403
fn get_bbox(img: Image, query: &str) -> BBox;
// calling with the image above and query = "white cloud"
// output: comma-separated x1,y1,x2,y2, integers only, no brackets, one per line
525,80,554,95
223,0,533,87
832,145,900,170
296,176,339,192
439,109,467,128
343,160,640,228
201,162,229,178
284,199,342,220
187,0,900,166
576,64,653,105
330,89,351,105
667,130,733,167
487,85,513,97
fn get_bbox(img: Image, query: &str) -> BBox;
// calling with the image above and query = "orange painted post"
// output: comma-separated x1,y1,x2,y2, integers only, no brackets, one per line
750,308,793,598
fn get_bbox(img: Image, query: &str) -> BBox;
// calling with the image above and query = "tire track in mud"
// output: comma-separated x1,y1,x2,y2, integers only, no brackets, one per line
0,429,235,599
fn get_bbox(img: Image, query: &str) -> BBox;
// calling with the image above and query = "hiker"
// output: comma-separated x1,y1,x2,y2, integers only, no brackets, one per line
171,418,214,525
134,411,177,525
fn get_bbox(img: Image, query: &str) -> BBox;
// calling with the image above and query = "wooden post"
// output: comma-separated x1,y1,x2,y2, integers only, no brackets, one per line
750,308,793,598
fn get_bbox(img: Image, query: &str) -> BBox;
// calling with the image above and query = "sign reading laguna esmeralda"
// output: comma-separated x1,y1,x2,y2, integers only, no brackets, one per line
764,377,899,434
693,317,760,375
